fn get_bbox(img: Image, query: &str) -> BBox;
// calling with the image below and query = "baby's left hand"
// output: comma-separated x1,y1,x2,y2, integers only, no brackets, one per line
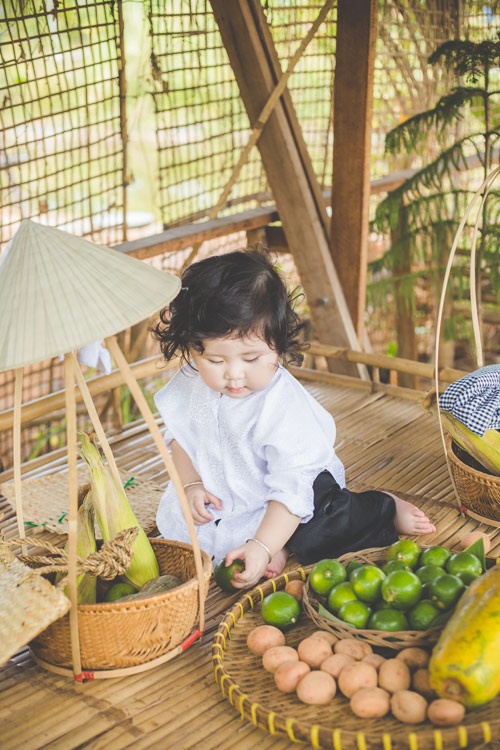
225,542,269,589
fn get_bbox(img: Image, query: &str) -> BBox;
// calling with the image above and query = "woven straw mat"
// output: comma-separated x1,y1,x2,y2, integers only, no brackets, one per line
0,539,70,665
0,465,163,536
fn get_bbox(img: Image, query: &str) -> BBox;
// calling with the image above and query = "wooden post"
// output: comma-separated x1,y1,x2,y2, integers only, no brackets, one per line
330,0,378,342
209,0,366,377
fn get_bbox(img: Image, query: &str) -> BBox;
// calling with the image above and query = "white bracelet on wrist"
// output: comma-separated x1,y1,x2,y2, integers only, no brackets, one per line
246,537,272,564
183,480,204,490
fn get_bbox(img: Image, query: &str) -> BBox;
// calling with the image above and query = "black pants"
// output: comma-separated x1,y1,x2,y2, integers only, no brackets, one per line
286,471,398,565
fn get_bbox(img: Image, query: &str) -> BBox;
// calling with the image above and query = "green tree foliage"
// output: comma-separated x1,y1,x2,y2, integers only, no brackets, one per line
372,36,500,320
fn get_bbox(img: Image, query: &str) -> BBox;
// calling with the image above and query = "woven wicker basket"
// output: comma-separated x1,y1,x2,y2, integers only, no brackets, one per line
30,539,211,671
302,546,443,650
213,567,500,750
446,435,500,523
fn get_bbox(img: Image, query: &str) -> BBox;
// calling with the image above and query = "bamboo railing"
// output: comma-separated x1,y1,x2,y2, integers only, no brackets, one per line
0,345,468,435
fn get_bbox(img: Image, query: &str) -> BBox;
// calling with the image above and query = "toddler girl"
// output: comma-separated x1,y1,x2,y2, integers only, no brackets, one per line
152,249,435,589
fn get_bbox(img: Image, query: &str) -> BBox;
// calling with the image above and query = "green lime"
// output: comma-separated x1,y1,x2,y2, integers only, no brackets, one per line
374,599,395,611
407,599,441,630
327,581,358,613
381,569,422,610
419,546,451,568
337,599,372,628
105,582,137,602
309,559,347,595
386,539,421,569
351,564,386,603
346,560,364,578
416,564,445,585
260,591,301,630
415,564,445,596
368,608,409,631
445,551,483,584
213,558,245,593
382,559,410,575
428,573,465,610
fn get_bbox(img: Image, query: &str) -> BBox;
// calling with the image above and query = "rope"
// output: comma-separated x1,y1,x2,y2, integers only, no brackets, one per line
10,527,139,581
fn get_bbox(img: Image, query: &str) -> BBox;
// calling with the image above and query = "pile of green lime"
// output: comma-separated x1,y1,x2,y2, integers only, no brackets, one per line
308,538,485,632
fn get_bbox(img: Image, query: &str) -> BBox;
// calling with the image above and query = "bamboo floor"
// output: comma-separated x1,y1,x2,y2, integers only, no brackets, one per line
1,376,499,750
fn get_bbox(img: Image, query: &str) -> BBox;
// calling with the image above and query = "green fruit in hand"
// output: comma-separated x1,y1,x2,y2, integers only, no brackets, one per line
213,558,245,593
337,599,372,628
351,564,386,603
445,551,483,584
368,608,409,631
407,599,441,630
382,559,410,575
309,558,347,595
261,591,300,630
381,569,422,610
105,582,137,602
428,573,465,610
419,545,451,568
386,539,421,569
327,581,357,613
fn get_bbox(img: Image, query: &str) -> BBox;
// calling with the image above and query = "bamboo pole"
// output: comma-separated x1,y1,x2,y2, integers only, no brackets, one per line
105,336,206,634
63,353,82,677
70,352,124,490
13,368,25,545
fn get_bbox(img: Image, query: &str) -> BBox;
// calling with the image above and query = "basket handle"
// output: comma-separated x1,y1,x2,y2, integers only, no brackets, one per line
435,164,500,511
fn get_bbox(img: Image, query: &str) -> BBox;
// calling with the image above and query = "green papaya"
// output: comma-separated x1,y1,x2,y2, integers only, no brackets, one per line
428,562,500,709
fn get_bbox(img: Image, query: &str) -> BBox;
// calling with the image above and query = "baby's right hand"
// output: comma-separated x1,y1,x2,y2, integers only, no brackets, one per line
184,485,222,525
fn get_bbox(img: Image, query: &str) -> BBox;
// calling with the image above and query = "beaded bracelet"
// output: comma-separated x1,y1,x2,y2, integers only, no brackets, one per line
246,536,272,564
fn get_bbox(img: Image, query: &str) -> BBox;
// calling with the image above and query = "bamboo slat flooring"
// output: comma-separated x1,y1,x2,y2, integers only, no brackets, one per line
1,377,500,750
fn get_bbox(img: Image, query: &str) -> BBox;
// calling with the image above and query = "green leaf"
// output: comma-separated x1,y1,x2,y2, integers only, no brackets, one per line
318,603,354,627
462,537,486,572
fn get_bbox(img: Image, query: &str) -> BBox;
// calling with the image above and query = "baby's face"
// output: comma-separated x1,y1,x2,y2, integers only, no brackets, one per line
191,333,279,398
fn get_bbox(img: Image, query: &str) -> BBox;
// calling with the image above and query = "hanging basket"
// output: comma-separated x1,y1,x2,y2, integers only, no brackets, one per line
29,538,211,674
446,436,500,524
435,165,500,526
301,546,443,650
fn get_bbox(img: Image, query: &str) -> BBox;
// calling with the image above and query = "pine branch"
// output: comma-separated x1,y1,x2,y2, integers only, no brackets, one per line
428,37,500,83
385,88,487,155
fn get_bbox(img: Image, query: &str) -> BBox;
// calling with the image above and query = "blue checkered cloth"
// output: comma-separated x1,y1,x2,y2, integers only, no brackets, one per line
439,364,500,437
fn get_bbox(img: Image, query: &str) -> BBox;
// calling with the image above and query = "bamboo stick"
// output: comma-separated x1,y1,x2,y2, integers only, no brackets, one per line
63,353,82,677
13,368,25,546
105,336,206,634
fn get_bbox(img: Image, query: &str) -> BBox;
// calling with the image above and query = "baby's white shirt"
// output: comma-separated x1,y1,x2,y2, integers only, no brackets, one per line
154,363,345,562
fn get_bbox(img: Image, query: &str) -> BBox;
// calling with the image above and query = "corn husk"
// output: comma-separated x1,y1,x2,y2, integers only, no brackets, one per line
79,433,159,588
56,492,97,604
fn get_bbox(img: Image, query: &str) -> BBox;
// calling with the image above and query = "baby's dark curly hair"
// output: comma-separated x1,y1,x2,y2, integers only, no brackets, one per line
152,248,307,366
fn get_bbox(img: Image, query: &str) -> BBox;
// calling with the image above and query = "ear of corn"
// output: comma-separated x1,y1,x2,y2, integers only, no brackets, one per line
422,391,500,476
56,491,97,604
78,433,159,588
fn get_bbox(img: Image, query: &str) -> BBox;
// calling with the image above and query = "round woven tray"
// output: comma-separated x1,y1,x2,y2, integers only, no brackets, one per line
30,538,212,671
446,435,500,523
213,568,500,750
302,546,443,650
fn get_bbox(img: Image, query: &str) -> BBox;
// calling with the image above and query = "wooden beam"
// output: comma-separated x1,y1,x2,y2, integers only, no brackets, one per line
330,0,378,341
209,0,365,377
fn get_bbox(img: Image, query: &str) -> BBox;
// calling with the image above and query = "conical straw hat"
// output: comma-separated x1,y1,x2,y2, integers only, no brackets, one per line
0,220,181,372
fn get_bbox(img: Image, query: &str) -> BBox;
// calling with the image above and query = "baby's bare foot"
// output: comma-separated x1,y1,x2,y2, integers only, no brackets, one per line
264,547,289,579
385,492,436,535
